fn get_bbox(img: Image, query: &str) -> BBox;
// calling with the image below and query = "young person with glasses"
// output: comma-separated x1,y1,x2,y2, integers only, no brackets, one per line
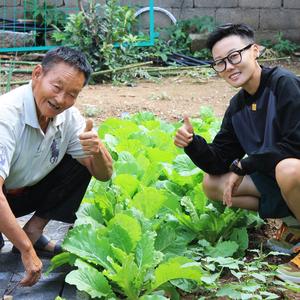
174,23,300,283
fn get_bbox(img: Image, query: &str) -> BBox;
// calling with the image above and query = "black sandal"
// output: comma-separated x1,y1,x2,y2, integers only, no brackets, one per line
12,234,62,258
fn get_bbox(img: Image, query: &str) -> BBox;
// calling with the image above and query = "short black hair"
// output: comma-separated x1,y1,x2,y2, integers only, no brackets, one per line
207,23,255,51
41,46,93,86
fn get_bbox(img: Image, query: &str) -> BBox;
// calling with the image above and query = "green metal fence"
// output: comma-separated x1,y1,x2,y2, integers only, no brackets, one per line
0,0,155,53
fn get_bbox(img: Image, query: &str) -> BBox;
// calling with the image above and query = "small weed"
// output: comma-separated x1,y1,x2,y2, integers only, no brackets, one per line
149,91,172,101
83,104,100,117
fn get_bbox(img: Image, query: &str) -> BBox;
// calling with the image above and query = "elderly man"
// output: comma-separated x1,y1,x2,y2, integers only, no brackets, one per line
0,46,113,286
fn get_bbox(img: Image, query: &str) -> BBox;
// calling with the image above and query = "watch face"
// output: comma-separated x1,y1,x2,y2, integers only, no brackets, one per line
229,160,246,176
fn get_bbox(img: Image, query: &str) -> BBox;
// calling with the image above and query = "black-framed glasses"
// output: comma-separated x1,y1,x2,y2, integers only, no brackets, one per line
211,43,254,73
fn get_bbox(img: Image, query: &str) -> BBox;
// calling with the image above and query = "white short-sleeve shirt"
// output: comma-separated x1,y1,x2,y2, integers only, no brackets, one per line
0,82,88,190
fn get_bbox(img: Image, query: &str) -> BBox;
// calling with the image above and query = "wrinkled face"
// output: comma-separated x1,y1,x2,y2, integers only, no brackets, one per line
212,35,260,90
32,62,85,121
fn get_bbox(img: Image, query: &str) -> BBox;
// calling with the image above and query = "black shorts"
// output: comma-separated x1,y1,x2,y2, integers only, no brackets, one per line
4,154,91,223
250,172,292,219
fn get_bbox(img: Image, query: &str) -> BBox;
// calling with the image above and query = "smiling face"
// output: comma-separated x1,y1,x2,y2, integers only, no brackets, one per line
32,62,85,126
212,35,261,94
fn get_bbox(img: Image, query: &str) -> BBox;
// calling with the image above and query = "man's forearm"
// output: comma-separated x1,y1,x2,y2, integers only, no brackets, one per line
0,192,33,253
80,146,113,181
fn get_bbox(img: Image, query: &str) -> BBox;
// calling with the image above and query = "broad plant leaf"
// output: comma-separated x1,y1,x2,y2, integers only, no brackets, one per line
173,154,201,176
65,259,115,299
230,227,249,252
114,151,144,178
74,203,104,227
130,187,166,219
147,148,174,163
155,224,191,258
140,163,163,187
140,296,169,300
47,252,77,274
103,254,141,299
62,224,113,271
116,139,144,157
136,231,160,270
113,173,139,198
107,213,142,253
151,256,203,290
206,241,239,258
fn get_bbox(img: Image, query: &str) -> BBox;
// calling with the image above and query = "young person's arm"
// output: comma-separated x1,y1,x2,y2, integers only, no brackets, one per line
184,106,245,175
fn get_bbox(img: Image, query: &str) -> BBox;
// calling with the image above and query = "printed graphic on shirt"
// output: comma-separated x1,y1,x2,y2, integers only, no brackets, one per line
0,144,8,167
50,138,60,164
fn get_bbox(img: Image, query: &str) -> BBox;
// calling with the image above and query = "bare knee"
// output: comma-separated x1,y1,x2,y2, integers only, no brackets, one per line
202,174,223,201
275,159,300,191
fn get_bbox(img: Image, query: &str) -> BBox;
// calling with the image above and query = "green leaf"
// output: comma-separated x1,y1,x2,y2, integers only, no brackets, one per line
140,296,169,300
151,256,203,290
107,213,142,253
230,227,249,252
250,272,266,283
75,203,104,227
62,224,113,270
135,231,157,269
180,196,200,223
173,154,200,176
201,272,220,285
46,252,77,274
140,163,163,187
147,148,174,163
113,173,139,197
216,286,241,298
103,133,119,152
104,254,141,299
131,187,166,218
200,106,215,124
65,259,115,299
260,291,281,299
114,151,143,177
116,139,144,157
207,241,239,258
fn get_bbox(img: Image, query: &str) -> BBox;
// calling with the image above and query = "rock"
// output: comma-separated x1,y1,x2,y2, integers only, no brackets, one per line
189,33,209,52
0,30,35,49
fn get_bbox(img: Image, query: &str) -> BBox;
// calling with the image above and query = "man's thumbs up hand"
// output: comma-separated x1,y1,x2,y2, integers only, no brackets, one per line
84,118,94,132
79,118,102,155
174,115,194,148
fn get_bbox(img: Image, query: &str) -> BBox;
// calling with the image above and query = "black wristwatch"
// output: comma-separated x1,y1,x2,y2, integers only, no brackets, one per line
229,159,247,176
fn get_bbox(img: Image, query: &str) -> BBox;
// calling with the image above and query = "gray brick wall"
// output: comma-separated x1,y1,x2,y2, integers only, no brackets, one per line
1,0,299,43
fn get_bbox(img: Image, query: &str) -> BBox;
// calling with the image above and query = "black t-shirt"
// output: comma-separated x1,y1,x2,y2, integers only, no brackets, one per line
185,66,300,176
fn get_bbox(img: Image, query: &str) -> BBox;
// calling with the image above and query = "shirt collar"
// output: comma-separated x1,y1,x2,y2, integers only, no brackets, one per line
24,81,65,128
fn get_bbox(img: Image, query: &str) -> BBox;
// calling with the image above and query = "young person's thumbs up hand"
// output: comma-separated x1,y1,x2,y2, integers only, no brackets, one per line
174,115,194,148
79,118,102,155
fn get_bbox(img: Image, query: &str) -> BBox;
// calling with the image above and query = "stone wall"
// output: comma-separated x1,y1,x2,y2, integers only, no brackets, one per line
1,0,299,43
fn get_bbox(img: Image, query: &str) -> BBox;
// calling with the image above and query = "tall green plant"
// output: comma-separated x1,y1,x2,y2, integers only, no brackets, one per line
53,0,147,82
